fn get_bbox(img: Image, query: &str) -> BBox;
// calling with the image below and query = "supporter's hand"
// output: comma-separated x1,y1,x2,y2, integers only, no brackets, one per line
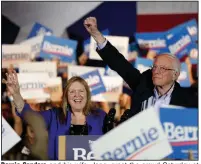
2,69,20,96
146,50,156,60
79,53,88,65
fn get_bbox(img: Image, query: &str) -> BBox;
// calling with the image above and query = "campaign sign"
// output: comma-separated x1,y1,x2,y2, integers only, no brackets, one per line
166,19,198,42
40,35,78,64
188,43,198,64
90,107,172,160
27,22,52,39
92,76,123,103
135,32,169,55
19,61,57,78
83,29,110,55
135,57,153,73
80,70,106,96
160,107,198,159
17,73,50,100
177,63,191,87
68,65,105,79
89,36,129,60
2,45,31,68
167,28,193,59
20,35,44,59
58,135,101,160
2,117,21,155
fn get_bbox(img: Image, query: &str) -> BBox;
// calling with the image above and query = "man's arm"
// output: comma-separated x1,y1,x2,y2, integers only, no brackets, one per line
84,17,141,90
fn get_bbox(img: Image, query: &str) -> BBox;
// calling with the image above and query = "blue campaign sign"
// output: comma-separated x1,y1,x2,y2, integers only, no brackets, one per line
80,69,106,96
167,28,193,59
160,107,198,160
177,63,191,87
135,32,169,55
83,29,110,54
135,57,153,73
65,135,101,160
166,19,198,42
40,35,78,64
188,43,198,64
27,22,53,39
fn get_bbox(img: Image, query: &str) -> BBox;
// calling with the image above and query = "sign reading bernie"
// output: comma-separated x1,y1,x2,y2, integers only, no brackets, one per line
2,45,31,68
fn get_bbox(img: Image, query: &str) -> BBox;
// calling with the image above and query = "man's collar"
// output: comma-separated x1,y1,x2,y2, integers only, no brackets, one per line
154,83,175,99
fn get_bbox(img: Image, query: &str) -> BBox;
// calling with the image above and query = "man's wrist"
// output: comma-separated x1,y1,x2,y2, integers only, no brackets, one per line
92,30,106,44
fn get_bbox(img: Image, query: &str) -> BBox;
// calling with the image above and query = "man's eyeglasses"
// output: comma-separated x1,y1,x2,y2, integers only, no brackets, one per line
151,65,175,73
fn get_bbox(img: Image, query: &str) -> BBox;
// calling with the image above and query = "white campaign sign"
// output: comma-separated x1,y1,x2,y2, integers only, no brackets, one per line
2,117,21,155
20,35,44,59
90,107,172,160
92,76,123,102
89,36,129,60
19,61,57,78
17,73,50,100
68,65,105,79
46,77,63,102
2,45,31,68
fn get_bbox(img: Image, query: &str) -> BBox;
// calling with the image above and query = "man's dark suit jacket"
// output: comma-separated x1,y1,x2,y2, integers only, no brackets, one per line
97,41,198,116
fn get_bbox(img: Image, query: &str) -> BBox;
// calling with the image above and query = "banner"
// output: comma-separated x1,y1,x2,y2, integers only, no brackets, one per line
80,70,106,96
92,76,123,102
68,65,105,79
17,73,50,100
135,57,153,73
177,63,191,87
58,135,101,160
40,36,78,64
90,107,172,160
160,106,198,159
27,22,52,39
135,32,169,55
2,45,31,68
166,19,198,42
83,29,110,55
19,61,57,78
167,28,193,59
46,77,62,102
20,35,44,59
2,117,21,155
89,36,129,60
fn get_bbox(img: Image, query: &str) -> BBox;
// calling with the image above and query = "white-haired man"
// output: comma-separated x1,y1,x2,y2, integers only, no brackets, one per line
84,17,198,116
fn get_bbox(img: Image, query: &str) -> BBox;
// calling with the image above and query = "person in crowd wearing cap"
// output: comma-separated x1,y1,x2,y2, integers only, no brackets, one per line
3,71,107,160
84,17,198,117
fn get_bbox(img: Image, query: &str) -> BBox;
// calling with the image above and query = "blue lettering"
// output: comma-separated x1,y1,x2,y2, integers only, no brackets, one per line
148,128,158,140
113,148,124,160
101,151,113,160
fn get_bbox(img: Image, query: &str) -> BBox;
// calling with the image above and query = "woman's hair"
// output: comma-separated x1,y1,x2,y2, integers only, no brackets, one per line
58,76,91,124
